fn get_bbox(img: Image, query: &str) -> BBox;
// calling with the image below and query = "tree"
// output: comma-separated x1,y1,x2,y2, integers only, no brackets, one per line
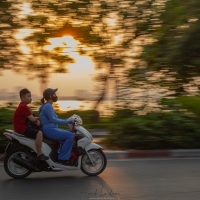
0,0,22,71
137,0,200,95
0,0,168,111
28,0,168,110
0,0,75,90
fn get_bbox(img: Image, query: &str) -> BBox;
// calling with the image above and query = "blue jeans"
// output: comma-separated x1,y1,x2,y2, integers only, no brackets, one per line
43,128,74,160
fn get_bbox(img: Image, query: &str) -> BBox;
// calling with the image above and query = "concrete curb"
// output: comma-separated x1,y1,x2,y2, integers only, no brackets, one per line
1,149,200,162
104,150,128,159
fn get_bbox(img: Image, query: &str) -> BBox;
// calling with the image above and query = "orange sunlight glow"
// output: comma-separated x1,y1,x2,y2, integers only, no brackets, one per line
45,36,80,51
44,36,81,60
114,35,123,45
15,29,32,40
45,35,96,77
45,36,95,72
19,3,33,18
15,29,33,54
106,18,116,27
57,100,91,111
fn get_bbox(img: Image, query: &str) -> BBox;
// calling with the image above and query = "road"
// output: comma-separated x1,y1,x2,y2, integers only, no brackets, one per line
0,158,200,200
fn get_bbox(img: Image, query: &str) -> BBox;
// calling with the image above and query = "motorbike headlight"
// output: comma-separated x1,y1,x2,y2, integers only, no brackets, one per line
71,114,83,125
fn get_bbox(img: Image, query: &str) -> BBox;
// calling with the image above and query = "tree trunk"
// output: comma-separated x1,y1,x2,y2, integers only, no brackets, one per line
93,62,114,111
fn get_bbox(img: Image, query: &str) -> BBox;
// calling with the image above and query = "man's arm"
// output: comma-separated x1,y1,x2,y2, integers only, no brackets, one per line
44,104,72,124
27,115,39,122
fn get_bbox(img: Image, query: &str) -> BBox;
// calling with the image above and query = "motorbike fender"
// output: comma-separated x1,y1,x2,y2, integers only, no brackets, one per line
84,143,103,152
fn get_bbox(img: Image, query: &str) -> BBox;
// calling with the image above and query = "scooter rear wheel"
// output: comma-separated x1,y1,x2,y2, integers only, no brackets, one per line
81,149,107,176
4,147,32,179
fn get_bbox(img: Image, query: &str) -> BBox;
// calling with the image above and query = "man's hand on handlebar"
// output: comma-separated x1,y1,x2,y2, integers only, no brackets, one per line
68,118,76,124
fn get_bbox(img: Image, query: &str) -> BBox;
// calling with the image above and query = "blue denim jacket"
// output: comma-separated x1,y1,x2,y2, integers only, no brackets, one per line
39,102,71,130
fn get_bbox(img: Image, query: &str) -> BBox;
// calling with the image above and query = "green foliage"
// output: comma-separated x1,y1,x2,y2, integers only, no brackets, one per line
140,0,200,81
112,109,135,121
162,96,200,118
2,100,200,151
104,111,200,150
176,96,200,116
0,108,13,153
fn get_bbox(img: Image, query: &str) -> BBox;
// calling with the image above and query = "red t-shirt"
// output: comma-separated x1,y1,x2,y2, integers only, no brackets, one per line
13,103,32,134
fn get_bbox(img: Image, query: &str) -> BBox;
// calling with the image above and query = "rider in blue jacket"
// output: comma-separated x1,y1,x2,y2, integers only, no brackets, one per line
39,88,74,165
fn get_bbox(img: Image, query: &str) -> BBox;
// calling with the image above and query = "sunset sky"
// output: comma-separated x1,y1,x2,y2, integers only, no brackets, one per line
0,57,97,98
0,2,100,99
0,33,97,98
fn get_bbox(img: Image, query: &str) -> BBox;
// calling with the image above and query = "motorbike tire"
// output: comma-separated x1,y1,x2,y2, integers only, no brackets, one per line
81,149,107,176
4,147,32,179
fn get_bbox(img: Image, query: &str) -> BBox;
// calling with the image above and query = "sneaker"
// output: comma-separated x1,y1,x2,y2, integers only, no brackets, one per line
57,155,78,166
37,154,49,161
69,157,76,165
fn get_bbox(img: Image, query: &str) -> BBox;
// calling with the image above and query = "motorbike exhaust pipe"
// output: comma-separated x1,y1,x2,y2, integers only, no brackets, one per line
12,155,36,171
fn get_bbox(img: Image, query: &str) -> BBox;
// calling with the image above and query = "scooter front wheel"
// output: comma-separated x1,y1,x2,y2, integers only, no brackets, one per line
81,149,107,176
4,147,32,179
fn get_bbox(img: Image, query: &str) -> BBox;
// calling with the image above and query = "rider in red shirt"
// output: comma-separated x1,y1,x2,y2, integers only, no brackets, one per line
13,88,48,160
13,102,32,134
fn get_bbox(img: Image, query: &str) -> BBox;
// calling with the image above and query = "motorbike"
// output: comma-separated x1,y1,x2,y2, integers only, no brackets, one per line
3,115,107,179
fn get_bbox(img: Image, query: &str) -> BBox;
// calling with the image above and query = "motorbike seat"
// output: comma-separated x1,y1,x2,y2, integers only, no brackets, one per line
43,137,59,145
5,129,25,137
5,129,58,145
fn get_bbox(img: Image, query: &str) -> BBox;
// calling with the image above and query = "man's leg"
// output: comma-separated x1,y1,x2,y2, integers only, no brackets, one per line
25,128,48,160
35,130,49,160
35,131,43,157
43,128,74,161
58,131,74,161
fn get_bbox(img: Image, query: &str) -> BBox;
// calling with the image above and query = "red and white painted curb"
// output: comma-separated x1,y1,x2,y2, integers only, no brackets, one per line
104,149,200,159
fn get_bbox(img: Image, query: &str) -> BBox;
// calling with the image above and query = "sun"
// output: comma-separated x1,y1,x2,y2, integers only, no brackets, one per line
44,35,94,70
45,36,80,52
44,35,83,62
45,35,96,73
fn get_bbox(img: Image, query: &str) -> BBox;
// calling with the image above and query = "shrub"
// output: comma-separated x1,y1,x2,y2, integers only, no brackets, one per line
0,108,13,153
161,96,200,117
104,111,200,150
112,109,135,121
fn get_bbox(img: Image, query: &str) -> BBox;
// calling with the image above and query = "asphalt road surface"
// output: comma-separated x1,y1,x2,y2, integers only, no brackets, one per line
0,158,200,200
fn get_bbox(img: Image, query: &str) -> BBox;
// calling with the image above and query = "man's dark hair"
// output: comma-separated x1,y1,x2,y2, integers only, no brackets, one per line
19,88,31,98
